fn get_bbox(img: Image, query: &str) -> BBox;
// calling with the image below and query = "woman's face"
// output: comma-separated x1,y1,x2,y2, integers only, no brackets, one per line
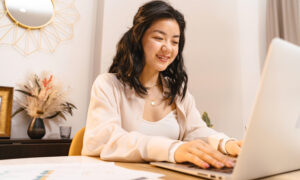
142,18,180,73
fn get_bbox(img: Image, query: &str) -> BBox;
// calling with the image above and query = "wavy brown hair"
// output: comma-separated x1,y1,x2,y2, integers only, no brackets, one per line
109,0,188,104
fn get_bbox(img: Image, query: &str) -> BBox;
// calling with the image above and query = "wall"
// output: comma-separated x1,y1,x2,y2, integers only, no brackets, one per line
99,0,266,139
237,0,267,133
0,0,99,138
178,0,244,138
0,0,267,140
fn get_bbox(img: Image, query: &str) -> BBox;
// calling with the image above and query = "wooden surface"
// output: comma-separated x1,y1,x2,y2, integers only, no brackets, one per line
115,161,202,180
0,139,71,160
0,156,299,179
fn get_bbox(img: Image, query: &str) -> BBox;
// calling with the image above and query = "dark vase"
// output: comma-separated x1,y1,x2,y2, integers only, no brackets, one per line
27,117,46,139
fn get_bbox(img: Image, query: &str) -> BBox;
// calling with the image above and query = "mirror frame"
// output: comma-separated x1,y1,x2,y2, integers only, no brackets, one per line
0,0,80,55
4,0,55,29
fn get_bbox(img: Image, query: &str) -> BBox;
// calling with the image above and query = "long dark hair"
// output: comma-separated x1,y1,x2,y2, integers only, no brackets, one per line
109,0,188,104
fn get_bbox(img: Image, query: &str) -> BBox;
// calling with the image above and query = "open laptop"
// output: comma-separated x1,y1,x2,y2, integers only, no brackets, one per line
150,38,300,180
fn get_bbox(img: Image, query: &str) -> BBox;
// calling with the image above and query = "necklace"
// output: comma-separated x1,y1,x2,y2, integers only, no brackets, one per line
146,85,163,106
145,83,158,89
149,96,163,106
144,78,163,106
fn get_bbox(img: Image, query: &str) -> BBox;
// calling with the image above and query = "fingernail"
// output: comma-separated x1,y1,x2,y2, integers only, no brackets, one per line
217,162,224,168
227,161,235,167
203,163,210,169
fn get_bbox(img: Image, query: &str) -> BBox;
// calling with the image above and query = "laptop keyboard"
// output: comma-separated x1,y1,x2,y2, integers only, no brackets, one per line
185,163,233,174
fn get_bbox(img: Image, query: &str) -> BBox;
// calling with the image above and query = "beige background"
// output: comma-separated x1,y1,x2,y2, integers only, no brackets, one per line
0,0,268,139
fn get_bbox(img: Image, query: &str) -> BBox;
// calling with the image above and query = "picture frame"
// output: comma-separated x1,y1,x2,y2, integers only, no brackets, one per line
0,86,13,138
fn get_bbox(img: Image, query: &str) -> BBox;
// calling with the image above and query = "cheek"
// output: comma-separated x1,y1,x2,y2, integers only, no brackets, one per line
172,47,179,58
144,41,160,56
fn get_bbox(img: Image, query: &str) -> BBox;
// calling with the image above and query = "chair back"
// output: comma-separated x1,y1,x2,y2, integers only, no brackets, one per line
68,127,85,156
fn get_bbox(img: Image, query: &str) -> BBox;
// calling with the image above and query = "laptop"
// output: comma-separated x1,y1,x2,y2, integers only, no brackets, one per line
150,38,300,180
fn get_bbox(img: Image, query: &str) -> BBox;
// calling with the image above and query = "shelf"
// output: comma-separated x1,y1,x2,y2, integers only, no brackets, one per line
0,139,72,160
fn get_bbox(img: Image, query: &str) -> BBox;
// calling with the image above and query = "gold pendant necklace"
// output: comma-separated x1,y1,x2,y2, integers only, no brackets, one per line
147,87,162,107
151,101,156,106
145,79,163,107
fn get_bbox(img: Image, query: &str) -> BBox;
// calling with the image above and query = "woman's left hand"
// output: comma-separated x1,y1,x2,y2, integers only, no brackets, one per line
225,140,243,156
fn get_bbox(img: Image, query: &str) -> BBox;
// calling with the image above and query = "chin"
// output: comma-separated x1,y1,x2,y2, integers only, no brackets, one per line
156,67,168,72
149,60,172,72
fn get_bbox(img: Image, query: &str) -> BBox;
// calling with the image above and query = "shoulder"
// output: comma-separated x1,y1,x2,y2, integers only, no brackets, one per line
94,73,118,83
93,73,120,86
92,73,122,92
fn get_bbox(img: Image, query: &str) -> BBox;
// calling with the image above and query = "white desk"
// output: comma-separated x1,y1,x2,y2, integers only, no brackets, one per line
0,156,299,180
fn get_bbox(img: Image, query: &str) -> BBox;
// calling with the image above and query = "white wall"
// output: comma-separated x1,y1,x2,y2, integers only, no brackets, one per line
237,0,267,132
0,0,267,140
99,0,266,139
0,0,99,138
178,0,244,138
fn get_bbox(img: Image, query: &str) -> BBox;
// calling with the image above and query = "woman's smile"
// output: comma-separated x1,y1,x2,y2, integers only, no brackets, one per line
156,54,170,62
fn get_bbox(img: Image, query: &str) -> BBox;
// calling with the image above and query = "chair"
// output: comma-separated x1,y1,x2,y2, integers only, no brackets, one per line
68,127,85,156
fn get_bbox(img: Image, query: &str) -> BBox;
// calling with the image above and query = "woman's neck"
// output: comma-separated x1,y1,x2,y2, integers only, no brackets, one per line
140,67,160,88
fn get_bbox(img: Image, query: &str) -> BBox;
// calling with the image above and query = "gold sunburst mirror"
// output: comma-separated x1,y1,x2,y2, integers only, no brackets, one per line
5,0,55,29
0,0,79,55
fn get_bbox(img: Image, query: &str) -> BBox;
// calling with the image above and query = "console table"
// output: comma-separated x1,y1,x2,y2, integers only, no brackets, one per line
0,139,72,160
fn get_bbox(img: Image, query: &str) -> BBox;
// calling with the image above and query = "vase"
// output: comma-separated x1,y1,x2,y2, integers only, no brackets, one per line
27,117,46,139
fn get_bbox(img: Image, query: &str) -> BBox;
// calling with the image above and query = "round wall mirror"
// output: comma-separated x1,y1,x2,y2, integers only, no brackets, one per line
4,0,55,29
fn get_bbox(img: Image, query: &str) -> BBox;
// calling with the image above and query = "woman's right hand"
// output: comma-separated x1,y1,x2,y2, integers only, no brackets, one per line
174,139,235,169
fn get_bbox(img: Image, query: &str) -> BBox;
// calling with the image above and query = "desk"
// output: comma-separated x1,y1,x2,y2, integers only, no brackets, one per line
0,139,71,159
0,156,299,180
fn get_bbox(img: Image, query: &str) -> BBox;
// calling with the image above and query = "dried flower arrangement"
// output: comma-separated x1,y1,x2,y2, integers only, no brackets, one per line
12,72,76,121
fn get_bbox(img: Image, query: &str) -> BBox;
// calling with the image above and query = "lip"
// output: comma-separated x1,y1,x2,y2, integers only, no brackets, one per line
156,55,170,62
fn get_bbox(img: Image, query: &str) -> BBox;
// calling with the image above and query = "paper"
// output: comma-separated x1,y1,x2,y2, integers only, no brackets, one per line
0,162,163,180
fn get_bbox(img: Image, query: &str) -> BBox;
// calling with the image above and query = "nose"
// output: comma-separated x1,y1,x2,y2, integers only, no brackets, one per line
161,43,171,53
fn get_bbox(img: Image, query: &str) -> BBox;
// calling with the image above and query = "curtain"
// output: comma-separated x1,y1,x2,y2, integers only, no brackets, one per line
266,0,300,46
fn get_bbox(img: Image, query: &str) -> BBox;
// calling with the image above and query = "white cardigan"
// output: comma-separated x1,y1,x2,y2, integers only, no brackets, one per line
82,73,229,162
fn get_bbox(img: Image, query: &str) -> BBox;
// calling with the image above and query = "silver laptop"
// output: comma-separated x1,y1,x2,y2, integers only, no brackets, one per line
151,38,300,180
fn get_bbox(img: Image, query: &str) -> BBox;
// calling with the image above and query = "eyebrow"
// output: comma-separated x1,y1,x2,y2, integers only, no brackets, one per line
153,30,180,38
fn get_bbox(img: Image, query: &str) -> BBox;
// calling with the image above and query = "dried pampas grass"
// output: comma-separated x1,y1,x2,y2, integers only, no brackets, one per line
13,72,76,121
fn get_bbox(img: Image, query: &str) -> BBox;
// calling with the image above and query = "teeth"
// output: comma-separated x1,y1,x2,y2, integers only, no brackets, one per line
158,55,168,61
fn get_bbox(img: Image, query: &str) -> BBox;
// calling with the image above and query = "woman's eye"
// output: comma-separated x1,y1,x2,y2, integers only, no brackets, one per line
154,37,163,40
172,41,179,45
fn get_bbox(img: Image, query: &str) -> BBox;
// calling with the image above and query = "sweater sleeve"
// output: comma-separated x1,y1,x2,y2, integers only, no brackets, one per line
81,74,177,162
182,91,230,150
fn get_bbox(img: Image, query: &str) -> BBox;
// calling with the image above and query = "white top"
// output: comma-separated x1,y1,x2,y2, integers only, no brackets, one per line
137,110,180,140
137,109,233,162
82,73,230,163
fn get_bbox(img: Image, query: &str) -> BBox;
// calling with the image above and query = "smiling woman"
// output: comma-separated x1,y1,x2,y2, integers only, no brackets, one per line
82,0,241,170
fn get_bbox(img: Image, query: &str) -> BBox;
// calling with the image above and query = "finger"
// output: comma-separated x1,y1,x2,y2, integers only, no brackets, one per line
231,144,242,156
226,155,237,163
196,142,234,168
186,153,210,169
237,140,243,147
189,148,224,169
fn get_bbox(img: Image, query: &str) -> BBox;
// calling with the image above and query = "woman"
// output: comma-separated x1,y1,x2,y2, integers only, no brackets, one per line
82,0,242,169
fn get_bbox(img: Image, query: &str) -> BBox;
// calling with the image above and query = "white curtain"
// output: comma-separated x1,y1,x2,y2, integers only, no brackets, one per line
266,0,300,46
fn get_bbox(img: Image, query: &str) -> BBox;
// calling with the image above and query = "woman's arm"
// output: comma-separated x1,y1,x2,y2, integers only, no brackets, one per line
173,91,239,168
181,91,229,149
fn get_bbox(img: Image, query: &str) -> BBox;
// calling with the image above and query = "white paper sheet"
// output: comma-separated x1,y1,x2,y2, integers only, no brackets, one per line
0,162,163,180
